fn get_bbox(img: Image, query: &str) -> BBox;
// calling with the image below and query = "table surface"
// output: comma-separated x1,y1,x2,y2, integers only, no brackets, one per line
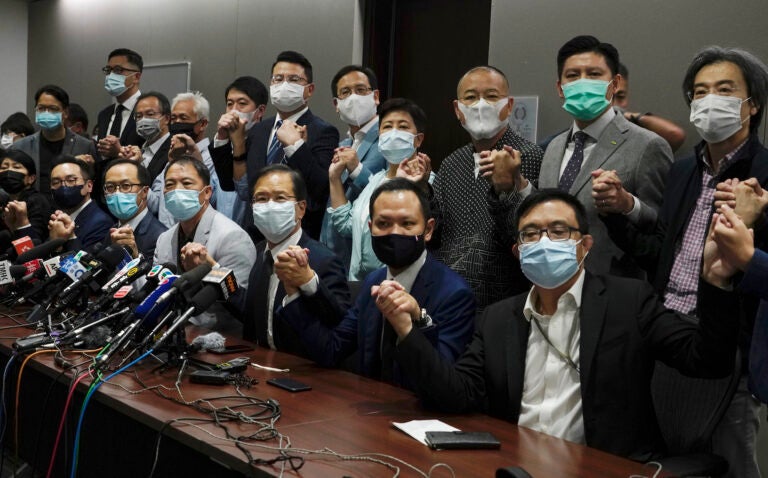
0,313,658,477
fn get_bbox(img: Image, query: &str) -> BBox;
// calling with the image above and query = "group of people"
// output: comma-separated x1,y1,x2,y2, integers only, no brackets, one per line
1,34,767,476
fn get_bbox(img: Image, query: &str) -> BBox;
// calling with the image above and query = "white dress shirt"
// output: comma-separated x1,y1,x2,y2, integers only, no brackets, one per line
265,227,303,349
106,90,141,138
141,132,170,169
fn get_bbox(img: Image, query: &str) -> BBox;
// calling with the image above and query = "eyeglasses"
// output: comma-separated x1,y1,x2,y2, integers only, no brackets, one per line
251,194,296,205
336,86,373,100
34,105,63,114
687,85,743,101
104,182,142,194
270,75,307,85
50,176,83,189
518,226,581,244
134,111,163,120
102,65,139,75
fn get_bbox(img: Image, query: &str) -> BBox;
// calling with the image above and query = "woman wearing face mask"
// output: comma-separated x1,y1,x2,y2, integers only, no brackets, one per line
328,98,431,281
0,150,54,240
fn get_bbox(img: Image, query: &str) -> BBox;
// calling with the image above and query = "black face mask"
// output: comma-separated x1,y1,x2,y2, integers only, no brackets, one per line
52,185,85,210
371,233,426,269
169,122,197,137
0,170,27,194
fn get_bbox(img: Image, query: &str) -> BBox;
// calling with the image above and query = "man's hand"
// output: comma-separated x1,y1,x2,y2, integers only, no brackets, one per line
180,242,216,271
276,120,305,147
48,211,75,240
477,145,525,193
3,200,30,231
118,145,142,162
274,246,314,296
711,204,755,272
733,177,768,228
110,225,139,258
216,111,244,142
329,147,359,181
703,205,749,287
372,280,419,338
396,152,431,184
98,135,122,158
591,168,634,214
714,178,739,210
169,133,203,162
75,154,95,166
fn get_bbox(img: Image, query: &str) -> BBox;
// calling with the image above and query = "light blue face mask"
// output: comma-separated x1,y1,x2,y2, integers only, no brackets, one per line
519,237,585,289
104,72,129,96
378,129,416,165
561,79,612,121
106,192,140,221
35,111,62,130
251,200,297,244
164,188,203,221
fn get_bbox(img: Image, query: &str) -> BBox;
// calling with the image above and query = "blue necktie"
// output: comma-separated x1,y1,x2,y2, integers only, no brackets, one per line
266,120,284,165
558,131,588,191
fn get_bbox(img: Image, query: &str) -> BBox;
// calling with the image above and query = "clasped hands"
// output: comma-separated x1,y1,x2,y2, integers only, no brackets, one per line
274,246,315,295
372,280,420,339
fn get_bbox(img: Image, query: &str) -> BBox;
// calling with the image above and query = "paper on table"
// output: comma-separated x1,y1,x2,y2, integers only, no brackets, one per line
392,419,460,446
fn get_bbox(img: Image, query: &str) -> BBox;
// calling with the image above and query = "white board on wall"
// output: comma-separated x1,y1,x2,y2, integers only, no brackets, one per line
140,62,191,98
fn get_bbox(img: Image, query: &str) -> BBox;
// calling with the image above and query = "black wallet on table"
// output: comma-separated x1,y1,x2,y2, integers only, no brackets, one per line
425,431,501,450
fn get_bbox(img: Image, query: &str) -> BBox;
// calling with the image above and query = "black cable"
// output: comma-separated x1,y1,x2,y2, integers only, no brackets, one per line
29,365,73,476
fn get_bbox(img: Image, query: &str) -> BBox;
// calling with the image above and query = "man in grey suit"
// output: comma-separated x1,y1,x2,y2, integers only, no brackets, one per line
153,157,256,334
538,35,672,277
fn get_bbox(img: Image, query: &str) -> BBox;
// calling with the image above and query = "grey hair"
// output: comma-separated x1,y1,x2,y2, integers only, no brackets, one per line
171,91,210,121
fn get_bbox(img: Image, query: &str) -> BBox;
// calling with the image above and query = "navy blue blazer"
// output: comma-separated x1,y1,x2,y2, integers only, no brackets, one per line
102,211,167,259
737,248,768,403
281,253,476,387
228,230,350,358
74,200,114,250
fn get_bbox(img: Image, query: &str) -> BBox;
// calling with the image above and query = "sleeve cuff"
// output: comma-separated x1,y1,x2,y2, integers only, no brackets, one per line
213,138,230,149
348,162,363,180
623,194,643,223
283,139,305,157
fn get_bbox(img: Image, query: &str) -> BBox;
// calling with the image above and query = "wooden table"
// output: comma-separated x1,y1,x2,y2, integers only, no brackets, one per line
0,316,656,477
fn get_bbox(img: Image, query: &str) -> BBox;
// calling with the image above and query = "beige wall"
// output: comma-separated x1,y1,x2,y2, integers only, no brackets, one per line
0,0,28,124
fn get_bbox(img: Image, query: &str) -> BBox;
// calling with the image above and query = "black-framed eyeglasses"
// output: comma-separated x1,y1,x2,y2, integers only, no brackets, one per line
336,86,373,100
102,65,139,75
104,182,142,194
50,176,83,189
518,226,581,244
251,194,296,205
270,75,307,85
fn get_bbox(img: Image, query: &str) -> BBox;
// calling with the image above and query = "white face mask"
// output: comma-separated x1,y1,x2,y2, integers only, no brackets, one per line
252,200,297,243
457,98,509,140
234,110,257,131
270,82,306,112
0,134,13,149
337,93,377,127
690,94,750,144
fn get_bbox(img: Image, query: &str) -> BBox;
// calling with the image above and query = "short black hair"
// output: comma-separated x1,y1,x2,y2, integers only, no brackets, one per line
137,91,171,115
34,84,70,109
2,149,36,176
1,112,34,136
103,158,151,187
166,156,210,186
557,35,620,78
369,177,431,222
67,103,89,131
331,65,378,97
618,63,629,79
682,46,768,133
108,48,144,72
52,155,94,181
225,76,268,106
378,98,427,134
514,189,589,240
272,50,313,83
252,164,307,202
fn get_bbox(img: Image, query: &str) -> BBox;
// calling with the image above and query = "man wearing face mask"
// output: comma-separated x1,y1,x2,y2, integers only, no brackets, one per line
320,65,387,267
46,157,112,249
96,48,144,160
209,76,268,224
0,150,53,241
280,178,475,388
601,46,768,478
433,66,544,310
10,85,97,194
212,50,339,241
118,91,171,183
387,188,740,461
103,159,166,258
147,91,221,227
1,112,35,149
537,36,672,280
153,157,256,333
226,164,349,355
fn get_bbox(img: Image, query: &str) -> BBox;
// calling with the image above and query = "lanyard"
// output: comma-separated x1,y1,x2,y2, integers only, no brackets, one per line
531,315,581,374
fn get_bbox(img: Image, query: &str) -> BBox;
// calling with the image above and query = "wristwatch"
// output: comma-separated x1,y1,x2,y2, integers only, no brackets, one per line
413,308,433,328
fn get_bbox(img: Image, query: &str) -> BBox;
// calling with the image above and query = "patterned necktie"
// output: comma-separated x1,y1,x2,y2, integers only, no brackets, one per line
109,104,125,138
558,131,588,191
266,120,284,165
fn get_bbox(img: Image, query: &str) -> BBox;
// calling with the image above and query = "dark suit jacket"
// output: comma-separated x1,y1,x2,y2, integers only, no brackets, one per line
228,231,350,358
4,188,53,242
144,136,171,183
281,253,476,386
102,211,167,259
96,103,144,150
736,249,768,403
211,110,339,239
394,272,738,461
74,200,114,250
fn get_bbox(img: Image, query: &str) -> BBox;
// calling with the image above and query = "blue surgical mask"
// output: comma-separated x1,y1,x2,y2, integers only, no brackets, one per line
104,72,129,96
252,200,297,243
378,129,416,165
164,189,203,221
106,192,140,221
561,79,612,121
519,237,585,289
36,111,63,130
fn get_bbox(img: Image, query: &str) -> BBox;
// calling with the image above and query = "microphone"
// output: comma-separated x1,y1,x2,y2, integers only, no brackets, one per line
128,262,178,305
152,284,222,350
200,267,239,300
14,238,66,264
101,259,152,295
57,245,126,304
155,263,212,308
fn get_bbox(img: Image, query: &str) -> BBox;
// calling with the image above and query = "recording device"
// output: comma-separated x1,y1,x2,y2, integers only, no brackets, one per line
189,369,232,385
266,377,311,393
208,344,254,355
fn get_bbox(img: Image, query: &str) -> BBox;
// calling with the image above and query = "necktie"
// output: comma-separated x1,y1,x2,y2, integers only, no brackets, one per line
558,131,588,192
109,104,125,138
380,319,397,382
248,250,274,346
266,120,284,165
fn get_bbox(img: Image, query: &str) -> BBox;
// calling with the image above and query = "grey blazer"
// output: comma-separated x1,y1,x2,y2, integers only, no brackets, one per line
153,205,257,333
539,111,673,277
11,130,98,189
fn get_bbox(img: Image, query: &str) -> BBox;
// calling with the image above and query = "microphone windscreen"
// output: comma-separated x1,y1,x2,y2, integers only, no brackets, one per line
190,332,226,353
80,325,113,349
15,238,67,264
97,245,129,269
9,264,28,279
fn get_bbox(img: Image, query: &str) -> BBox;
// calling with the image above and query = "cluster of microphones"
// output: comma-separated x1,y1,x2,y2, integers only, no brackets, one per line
0,230,239,370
